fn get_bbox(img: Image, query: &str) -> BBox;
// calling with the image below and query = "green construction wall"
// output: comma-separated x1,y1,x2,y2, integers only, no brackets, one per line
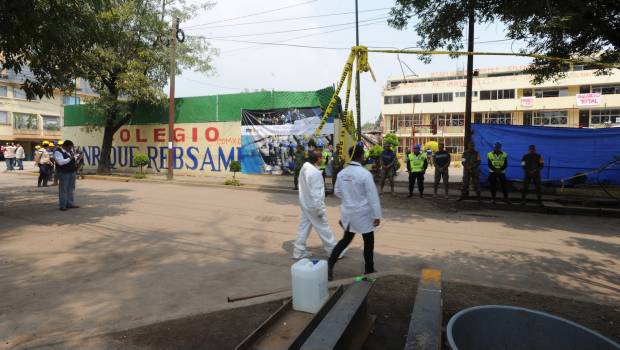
64,86,338,126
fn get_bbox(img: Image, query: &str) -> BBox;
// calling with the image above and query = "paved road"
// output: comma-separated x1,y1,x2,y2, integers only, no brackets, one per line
0,173,618,349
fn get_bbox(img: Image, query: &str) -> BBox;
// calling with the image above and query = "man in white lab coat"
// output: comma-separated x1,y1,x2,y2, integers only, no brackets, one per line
328,144,382,280
293,150,337,259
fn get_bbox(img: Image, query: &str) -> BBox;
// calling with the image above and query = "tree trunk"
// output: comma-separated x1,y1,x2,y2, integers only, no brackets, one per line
97,124,115,174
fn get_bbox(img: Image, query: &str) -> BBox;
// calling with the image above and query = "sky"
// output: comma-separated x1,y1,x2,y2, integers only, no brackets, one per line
175,0,533,124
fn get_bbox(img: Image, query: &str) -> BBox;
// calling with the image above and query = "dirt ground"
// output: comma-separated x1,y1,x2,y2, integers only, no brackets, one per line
39,275,618,350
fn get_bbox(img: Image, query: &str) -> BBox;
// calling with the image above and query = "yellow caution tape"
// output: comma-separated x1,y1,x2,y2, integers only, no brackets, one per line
353,45,376,81
315,50,356,136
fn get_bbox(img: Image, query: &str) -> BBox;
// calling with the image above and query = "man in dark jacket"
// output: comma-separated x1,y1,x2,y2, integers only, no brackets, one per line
458,142,481,201
521,144,544,206
293,144,305,190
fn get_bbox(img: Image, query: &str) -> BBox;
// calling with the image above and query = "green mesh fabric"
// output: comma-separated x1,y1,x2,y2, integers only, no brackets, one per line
64,86,338,126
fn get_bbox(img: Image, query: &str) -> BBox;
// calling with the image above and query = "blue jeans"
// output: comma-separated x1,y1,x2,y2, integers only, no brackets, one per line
5,158,14,170
58,171,76,209
16,159,23,170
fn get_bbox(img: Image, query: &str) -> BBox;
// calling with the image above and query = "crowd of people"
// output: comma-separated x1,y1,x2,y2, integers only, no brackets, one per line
2,140,84,211
1,142,26,171
289,139,545,279
292,140,546,207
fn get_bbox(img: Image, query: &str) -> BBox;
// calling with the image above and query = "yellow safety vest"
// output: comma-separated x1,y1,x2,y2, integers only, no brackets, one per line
408,152,426,172
487,151,507,173
320,150,330,170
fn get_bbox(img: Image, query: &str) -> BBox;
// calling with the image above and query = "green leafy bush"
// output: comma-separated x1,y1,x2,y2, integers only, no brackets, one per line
368,144,384,159
383,133,399,147
229,160,241,179
224,179,241,186
133,154,149,174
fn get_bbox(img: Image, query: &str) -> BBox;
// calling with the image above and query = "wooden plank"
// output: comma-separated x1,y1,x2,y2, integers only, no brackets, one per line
404,268,443,350
301,280,374,350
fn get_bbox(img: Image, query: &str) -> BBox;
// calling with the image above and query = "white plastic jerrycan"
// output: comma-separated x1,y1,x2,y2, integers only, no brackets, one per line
291,258,328,313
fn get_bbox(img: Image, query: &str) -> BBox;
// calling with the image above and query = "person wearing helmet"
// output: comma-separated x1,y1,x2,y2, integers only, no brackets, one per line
487,142,510,204
407,144,428,197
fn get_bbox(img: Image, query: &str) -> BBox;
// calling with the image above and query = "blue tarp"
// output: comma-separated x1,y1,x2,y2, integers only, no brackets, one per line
472,124,620,185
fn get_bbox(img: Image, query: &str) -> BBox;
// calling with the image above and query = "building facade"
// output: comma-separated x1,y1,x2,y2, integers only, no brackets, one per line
382,65,620,154
0,66,96,160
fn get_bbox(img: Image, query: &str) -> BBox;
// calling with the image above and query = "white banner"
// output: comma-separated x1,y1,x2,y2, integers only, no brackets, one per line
521,96,535,107
576,93,602,106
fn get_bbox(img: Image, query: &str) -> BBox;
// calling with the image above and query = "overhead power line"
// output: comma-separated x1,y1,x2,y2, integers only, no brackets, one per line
185,7,390,30
217,20,387,55
184,0,318,29
202,16,387,40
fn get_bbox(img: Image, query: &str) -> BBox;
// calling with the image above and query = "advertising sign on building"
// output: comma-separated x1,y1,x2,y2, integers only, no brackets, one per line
240,108,334,175
576,93,602,106
521,96,535,107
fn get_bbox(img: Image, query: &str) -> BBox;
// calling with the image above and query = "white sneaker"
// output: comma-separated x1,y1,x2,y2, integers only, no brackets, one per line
292,251,312,260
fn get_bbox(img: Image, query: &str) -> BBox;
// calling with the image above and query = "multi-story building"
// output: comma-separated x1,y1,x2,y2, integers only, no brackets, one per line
382,65,620,154
0,66,96,159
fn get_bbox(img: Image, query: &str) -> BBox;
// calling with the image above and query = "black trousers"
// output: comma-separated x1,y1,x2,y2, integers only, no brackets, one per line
488,172,509,200
328,230,374,274
293,168,301,189
38,164,51,187
522,173,542,201
409,172,424,195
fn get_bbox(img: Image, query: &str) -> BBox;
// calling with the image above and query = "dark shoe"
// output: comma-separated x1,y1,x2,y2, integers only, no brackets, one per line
408,193,413,198
419,193,424,198
59,208,68,211
67,205,80,209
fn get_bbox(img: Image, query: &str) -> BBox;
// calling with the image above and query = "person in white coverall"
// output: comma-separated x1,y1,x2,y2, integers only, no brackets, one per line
293,150,337,259
328,144,382,280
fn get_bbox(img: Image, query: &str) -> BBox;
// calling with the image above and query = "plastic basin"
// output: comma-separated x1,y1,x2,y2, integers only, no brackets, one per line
447,305,620,350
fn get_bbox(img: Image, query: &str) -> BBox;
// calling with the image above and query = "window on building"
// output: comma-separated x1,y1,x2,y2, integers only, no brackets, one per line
591,109,620,125
480,89,515,100
13,113,38,129
413,94,422,103
591,85,620,95
63,95,81,105
437,113,465,127
523,89,532,97
402,95,413,104
0,85,7,97
474,112,483,123
13,88,27,99
42,115,61,131
422,93,433,103
579,85,590,94
0,111,8,124
534,87,568,98
384,95,403,104
523,112,532,125
485,112,512,125
532,110,568,126
573,65,584,71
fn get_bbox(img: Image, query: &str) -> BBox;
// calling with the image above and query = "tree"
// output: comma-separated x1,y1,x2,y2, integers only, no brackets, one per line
133,154,149,174
388,0,620,82
229,161,241,180
80,0,216,173
0,1,100,98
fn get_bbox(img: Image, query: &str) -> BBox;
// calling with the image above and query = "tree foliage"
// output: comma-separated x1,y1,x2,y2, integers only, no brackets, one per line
0,1,100,98
78,0,217,173
388,0,620,82
383,133,400,147
229,160,241,180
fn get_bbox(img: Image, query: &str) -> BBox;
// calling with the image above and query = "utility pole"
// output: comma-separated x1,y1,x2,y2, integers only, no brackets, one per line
464,0,475,146
355,0,362,140
167,17,179,180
